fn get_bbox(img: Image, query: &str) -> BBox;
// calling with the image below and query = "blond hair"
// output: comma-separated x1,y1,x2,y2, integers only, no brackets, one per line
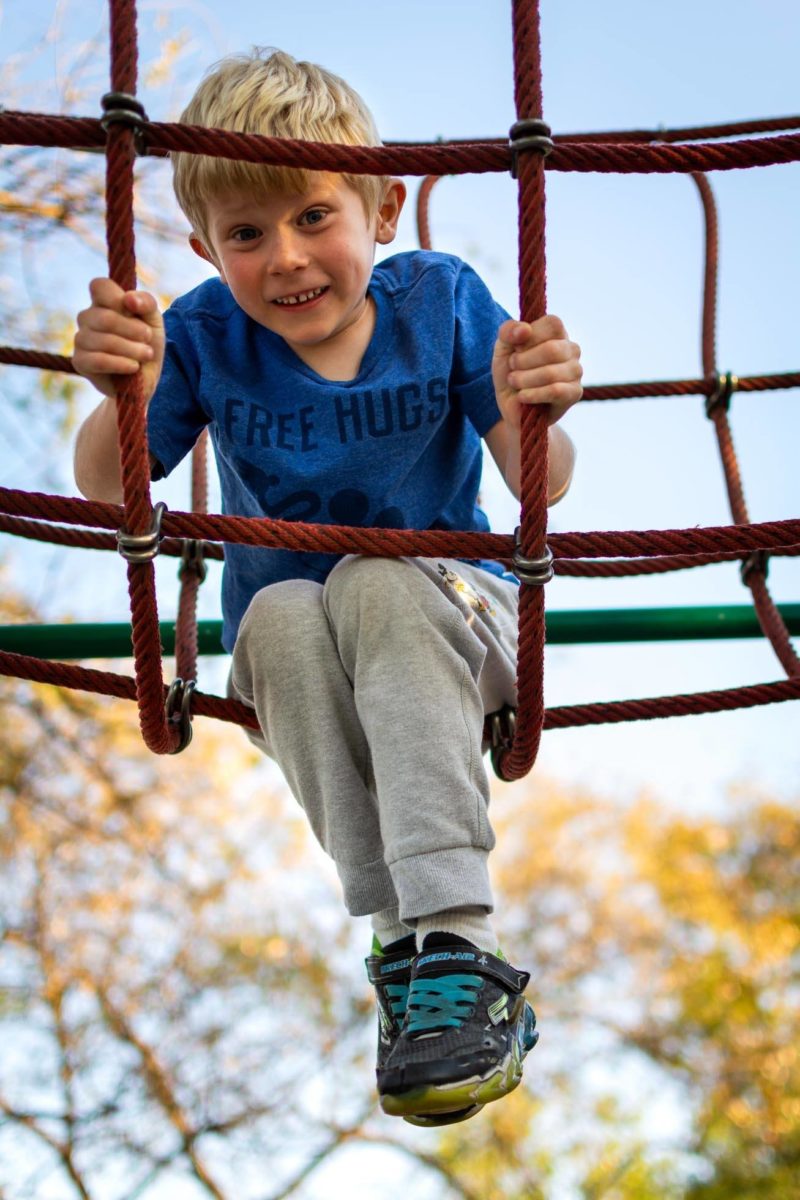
172,49,388,248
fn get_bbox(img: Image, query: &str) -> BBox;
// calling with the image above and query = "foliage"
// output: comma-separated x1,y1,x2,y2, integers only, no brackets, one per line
1,659,798,1199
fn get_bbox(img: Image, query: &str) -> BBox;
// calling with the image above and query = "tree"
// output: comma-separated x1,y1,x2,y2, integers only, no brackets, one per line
3,633,798,1199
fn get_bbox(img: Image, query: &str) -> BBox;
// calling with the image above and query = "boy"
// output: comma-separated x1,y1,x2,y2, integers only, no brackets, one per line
73,50,582,1125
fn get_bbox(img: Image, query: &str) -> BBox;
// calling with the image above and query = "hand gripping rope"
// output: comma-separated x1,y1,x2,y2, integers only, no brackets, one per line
0,0,799,774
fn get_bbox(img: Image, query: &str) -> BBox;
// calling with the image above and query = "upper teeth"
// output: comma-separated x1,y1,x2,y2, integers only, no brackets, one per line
275,287,325,306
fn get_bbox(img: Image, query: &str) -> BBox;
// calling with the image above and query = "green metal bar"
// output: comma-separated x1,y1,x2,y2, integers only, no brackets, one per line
0,604,798,659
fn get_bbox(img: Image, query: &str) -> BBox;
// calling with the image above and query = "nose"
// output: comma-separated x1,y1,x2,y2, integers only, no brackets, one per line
266,226,309,275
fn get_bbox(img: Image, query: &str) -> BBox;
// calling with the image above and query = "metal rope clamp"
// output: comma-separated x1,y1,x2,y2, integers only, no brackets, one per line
101,91,149,155
116,501,166,564
740,548,769,586
489,705,517,775
512,526,554,585
509,118,554,178
165,677,196,754
705,370,739,418
179,538,208,584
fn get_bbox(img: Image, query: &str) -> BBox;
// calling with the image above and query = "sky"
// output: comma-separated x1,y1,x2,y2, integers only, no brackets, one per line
1,0,798,815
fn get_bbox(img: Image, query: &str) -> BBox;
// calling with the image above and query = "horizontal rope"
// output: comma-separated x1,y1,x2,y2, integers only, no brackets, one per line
543,676,800,728
1,648,796,731
2,487,799,563
583,371,800,402
414,115,800,148
3,111,800,176
0,347,76,372
2,348,795,410
2,511,798,579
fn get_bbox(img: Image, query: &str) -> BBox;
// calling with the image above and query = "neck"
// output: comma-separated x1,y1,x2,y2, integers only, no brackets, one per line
291,294,376,381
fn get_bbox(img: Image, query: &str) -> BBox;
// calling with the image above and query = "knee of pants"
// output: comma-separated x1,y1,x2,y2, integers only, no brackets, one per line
232,579,326,693
323,555,427,621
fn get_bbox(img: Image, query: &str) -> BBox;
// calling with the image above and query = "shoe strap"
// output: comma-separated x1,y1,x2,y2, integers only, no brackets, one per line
413,944,530,993
365,947,416,986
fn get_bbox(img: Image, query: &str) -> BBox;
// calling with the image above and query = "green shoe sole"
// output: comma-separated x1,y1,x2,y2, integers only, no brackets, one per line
381,1040,526,1118
402,1104,483,1127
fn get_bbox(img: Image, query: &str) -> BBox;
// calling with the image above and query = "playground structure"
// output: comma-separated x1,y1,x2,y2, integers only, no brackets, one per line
0,0,798,775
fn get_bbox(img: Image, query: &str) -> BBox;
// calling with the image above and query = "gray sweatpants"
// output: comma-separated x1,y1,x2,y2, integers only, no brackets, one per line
229,556,518,924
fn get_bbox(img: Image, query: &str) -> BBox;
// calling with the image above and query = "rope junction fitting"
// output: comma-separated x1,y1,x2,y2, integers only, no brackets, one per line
512,531,554,586
0,0,798,772
116,501,166,564
165,677,196,753
705,371,739,418
509,118,554,177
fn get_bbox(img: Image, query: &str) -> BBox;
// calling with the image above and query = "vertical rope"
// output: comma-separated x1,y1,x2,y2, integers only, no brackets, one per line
416,176,440,249
106,0,179,751
694,173,800,676
495,0,549,780
174,432,209,685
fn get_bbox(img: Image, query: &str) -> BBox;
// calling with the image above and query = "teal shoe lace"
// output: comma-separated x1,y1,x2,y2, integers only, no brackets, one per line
405,973,483,1034
385,982,410,1020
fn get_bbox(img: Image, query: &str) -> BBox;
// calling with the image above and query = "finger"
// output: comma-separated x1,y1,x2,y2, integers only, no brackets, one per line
508,339,581,377
509,360,584,398
121,290,162,331
74,350,144,377
75,328,154,364
493,319,532,354
76,305,154,345
528,313,568,343
88,277,127,308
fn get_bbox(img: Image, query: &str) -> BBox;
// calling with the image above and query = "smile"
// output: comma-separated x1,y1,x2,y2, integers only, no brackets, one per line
273,286,329,307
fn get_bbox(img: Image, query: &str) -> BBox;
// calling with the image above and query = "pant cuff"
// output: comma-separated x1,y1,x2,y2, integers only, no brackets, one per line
388,847,494,923
337,856,398,917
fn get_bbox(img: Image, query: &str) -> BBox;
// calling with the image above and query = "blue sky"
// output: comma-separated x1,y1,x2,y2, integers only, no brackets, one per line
1,0,798,810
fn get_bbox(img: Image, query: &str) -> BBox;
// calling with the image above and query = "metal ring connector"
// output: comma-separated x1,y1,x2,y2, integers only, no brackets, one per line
116,501,166,564
740,549,769,585
509,118,554,177
101,91,148,153
705,370,739,419
512,527,554,585
165,677,196,754
179,539,208,584
489,705,517,775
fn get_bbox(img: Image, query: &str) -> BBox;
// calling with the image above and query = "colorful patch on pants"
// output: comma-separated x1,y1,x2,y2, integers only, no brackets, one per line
438,564,497,617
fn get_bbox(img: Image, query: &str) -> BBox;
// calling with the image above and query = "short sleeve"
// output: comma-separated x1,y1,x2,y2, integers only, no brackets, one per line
146,306,210,479
451,262,510,437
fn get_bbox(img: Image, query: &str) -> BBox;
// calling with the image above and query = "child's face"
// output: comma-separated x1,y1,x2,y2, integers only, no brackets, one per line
193,175,402,363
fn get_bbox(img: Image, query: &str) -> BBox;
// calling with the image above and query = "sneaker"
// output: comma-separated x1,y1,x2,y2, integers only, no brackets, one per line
376,933,539,1119
365,935,483,1126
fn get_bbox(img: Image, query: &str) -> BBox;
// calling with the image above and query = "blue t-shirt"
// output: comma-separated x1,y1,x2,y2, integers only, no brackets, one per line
147,250,510,652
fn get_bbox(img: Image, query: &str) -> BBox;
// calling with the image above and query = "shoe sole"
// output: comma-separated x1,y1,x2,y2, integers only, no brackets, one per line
403,1104,484,1127
381,1040,526,1118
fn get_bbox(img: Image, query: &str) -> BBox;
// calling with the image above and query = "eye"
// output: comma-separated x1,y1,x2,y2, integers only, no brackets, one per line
299,208,327,227
231,226,260,243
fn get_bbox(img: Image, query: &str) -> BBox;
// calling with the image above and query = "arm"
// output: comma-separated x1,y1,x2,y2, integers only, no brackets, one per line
72,278,165,502
486,315,582,503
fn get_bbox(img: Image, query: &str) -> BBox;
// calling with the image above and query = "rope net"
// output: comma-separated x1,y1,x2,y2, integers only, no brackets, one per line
0,0,798,774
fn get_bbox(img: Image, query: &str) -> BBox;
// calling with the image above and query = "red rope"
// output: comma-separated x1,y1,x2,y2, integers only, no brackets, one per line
2,486,799,561
105,0,179,752
3,111,800,175
0,0,798,763
2,649,798,734
693,173,800,677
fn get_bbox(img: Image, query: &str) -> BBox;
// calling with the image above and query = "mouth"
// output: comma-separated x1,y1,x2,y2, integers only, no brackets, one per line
272,285,329,308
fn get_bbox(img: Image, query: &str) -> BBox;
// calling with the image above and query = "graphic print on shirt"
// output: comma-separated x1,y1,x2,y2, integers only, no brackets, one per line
223,380,448,529
231,458,407,528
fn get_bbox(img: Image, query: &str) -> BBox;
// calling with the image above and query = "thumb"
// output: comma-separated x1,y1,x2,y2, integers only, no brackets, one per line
493,318,531,357
492,320,531,376
122,290,163,332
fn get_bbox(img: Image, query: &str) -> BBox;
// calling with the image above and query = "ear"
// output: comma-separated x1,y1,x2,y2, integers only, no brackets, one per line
375,179,407,246
189,234,225,282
